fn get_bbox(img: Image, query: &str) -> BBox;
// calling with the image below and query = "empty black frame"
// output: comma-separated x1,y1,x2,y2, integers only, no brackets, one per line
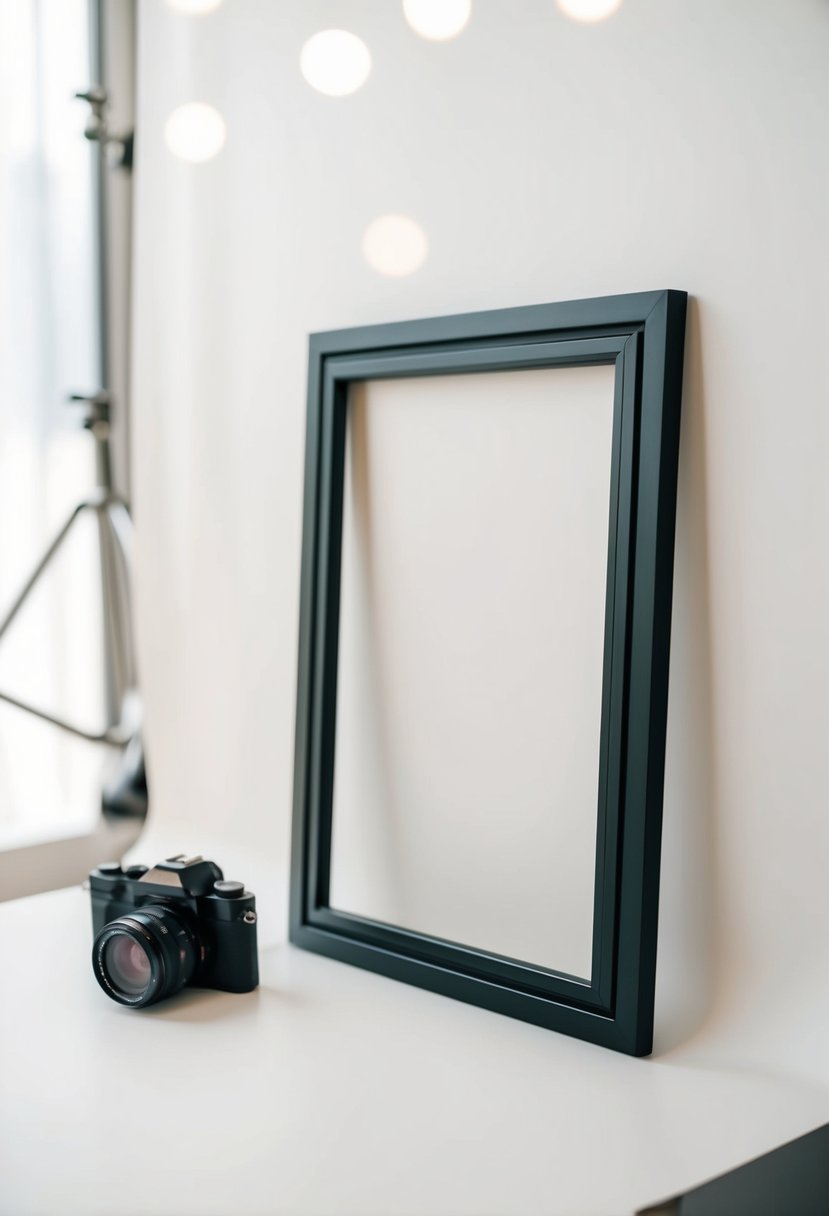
290,290,687,1057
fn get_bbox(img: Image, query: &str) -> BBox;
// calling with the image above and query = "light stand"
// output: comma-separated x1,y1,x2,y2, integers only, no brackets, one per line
0,4,144,817
0,391,145,813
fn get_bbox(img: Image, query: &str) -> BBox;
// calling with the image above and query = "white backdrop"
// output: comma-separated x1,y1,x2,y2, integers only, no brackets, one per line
131,0,829,1095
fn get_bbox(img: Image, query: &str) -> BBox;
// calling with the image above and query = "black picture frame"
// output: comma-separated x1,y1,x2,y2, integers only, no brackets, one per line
290,290,687,1057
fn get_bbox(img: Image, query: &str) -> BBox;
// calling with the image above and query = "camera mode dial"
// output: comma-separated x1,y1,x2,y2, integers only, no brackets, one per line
213,880,245,899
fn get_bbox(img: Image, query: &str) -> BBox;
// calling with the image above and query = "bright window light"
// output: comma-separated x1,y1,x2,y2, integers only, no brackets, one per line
362,215,429,277
163,103,226,163
556,0,623,23
164,0,223,14
402,0,472,41
300,30,371,97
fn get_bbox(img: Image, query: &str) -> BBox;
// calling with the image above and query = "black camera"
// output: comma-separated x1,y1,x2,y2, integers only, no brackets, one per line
90,855,259,1008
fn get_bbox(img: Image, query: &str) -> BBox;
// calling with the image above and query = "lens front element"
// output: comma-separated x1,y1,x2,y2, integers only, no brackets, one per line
93,904,199,1008
102,935,152,997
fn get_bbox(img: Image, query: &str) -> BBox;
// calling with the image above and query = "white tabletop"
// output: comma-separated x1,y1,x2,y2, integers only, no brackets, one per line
1,880,827,1216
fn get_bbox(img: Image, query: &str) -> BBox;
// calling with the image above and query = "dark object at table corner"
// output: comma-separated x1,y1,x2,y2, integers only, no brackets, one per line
638,1122,829,1215
102,735,148,818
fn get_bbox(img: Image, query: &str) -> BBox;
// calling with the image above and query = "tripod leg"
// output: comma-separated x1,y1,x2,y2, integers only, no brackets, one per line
99,506,130,724
0,501,93,644
98,502,147,816
0,496,136,744
101,501,137,710
105,497,133,566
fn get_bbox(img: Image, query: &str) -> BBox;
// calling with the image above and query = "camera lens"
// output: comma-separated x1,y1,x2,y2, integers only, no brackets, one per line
93,904,199,1008
102,935,152,996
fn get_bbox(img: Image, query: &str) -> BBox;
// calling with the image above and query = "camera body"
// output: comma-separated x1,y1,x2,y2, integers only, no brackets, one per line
90,855,258,996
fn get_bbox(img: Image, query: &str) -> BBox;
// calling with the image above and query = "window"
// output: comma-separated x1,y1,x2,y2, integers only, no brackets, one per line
0,0,133,850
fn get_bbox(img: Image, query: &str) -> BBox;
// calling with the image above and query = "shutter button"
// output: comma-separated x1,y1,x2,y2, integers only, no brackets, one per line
214,880,245,898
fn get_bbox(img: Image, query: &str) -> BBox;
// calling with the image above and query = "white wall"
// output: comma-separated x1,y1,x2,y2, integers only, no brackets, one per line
131,0,829,1085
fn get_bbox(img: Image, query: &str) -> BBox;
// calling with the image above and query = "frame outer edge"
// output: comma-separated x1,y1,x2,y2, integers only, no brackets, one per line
308,292,667,356
289,339,323,939
617,290,688,1055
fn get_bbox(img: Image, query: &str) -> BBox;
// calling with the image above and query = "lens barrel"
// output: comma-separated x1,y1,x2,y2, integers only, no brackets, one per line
93,904,199,1007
